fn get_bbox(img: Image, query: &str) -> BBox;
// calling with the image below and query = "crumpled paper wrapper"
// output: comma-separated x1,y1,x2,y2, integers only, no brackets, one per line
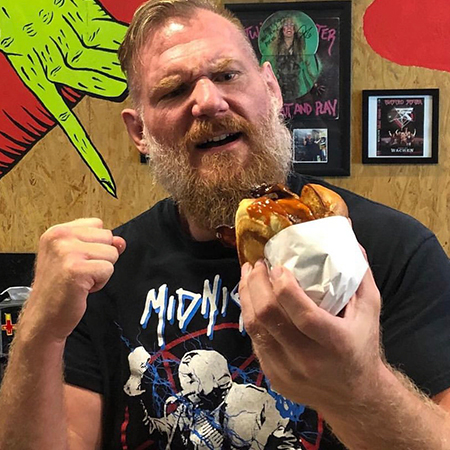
264,216,368,315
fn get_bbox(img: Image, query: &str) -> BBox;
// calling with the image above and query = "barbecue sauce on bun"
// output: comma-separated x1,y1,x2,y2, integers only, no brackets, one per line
234,183,348,266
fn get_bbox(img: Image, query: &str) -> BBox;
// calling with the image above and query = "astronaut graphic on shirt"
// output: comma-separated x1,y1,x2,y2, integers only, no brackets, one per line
124,348,303,449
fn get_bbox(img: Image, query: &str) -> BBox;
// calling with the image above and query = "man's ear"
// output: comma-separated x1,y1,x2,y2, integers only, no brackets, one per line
121,108,147,155
260,61,283,108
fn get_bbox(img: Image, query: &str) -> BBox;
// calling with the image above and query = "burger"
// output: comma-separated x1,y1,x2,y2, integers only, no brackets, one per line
233,183,349,266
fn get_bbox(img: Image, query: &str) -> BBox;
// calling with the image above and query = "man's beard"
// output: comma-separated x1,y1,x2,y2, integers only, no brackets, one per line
142,98,292,230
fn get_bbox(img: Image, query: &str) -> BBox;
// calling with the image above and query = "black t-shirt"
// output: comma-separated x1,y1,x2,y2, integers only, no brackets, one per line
64,173,450,449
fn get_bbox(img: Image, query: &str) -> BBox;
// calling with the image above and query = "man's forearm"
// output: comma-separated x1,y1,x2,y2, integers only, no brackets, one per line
0,219,123,449
321,364,450,450
0,302,69,449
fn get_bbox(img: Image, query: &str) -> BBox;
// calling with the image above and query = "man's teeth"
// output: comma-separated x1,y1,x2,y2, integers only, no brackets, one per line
204,133,231,144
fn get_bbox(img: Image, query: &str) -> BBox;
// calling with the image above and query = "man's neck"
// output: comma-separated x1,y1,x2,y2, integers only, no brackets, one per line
187,220,217,241
179,209,217,242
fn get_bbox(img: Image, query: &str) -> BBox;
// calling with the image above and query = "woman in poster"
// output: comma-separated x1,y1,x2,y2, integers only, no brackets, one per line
260,11,321,102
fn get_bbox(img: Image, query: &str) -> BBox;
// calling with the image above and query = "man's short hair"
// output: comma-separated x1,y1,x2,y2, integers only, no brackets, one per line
118,0,252,107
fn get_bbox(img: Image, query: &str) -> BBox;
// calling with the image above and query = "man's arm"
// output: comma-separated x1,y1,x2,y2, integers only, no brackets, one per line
0,325,71,449
0,335,103,449
0,218,125,449
65,384,103,449
239,261,450,450
320,362,450,450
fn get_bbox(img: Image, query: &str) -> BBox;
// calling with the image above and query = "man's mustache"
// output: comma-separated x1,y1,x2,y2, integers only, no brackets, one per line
181,115,254,149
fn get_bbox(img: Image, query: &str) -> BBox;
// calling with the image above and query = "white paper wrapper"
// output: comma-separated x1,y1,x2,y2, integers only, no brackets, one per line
264,216,368,315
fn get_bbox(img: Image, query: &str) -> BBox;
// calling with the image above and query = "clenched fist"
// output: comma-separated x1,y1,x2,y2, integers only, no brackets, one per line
22,218,126,343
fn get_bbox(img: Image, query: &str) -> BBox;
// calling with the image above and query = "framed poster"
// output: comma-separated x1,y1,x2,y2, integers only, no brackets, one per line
227,1,352,176
362,89,439,164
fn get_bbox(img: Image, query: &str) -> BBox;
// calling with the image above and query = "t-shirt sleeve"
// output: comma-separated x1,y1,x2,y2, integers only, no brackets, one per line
380,233,450,397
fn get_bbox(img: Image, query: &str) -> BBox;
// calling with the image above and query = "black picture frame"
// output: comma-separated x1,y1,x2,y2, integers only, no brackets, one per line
227,1,352,176
362,89,439,164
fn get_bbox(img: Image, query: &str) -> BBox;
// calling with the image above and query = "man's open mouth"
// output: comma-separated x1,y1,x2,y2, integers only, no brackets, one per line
196,132,241,149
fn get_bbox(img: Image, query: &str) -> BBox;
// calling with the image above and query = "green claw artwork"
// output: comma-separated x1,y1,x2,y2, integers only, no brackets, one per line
0,0,129,197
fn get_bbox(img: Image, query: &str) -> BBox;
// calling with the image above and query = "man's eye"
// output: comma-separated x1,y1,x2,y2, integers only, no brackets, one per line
215,72,238,82
162,85,186,100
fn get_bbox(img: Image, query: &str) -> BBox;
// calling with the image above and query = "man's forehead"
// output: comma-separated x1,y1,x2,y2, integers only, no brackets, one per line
144,10,244,59
141,19,252,84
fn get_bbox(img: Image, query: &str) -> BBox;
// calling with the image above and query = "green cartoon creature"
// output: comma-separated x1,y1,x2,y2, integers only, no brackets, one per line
0,0,128,196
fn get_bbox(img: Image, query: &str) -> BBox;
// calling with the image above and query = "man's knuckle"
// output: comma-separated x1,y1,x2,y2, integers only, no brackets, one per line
104,229,114,243
244,318,259,336
43,224,72,243
255,301,274,322
274,279,298,299
104,261,114,276
295,309,318,330
62,255,80,275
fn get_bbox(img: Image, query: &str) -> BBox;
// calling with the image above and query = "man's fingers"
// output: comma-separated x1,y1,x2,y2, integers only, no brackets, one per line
355,267,378,298
241,261,311,348
239,262,258,335
344,268,381,321
240,260,278,335
77,242,121,264
239,265,293,378
358,243,368,261
270,266,342,344
45,223,112,244
239,261,280,343
75,260,115,294
112,236,126,255
63,218,104,228
43,220,125,260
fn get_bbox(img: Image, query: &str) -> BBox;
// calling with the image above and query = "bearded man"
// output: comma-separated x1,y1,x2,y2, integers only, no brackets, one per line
1,1,450,449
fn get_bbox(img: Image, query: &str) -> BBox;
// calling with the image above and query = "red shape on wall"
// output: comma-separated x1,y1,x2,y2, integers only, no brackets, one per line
100,0,146,23
364,0,450,72
0,56,81,174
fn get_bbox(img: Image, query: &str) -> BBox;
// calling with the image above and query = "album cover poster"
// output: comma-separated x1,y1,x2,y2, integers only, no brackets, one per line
238,10,341,122
377,97,425,157
228,2,351,176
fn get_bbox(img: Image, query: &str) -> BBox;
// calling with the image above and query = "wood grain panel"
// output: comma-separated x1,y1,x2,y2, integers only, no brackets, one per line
0,0,449,254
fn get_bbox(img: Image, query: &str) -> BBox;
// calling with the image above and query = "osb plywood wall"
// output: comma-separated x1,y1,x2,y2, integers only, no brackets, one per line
1,0,449,254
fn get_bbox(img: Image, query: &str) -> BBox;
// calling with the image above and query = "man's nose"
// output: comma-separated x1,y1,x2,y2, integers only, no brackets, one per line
191,78,229,118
